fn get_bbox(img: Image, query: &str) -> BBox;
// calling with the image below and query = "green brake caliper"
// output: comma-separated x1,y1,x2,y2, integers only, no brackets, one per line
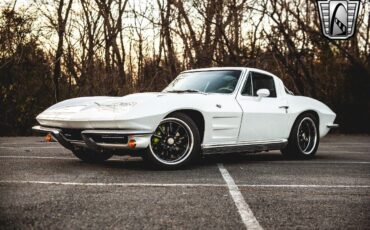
152,130,161,145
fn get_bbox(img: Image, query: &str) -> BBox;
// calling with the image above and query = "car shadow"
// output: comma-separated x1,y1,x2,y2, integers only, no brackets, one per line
70,151,316,171
61,149,335,172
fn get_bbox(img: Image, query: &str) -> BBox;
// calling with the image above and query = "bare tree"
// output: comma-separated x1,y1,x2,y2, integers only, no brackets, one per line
95,0,128,86
34,0,73,101
158,0,177,77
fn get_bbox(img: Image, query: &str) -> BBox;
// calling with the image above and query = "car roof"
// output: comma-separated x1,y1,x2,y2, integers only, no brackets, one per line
181,67,277,77
181,67,248,73
181,67,281,80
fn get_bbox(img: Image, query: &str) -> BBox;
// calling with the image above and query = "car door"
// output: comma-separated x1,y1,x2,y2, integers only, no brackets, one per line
236,71,289,143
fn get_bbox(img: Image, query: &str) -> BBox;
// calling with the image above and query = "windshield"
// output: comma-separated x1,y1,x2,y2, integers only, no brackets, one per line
163,70,242,94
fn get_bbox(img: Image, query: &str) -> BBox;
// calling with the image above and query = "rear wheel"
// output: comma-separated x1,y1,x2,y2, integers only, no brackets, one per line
281,113,319,159
72,149,113,163
144,113,201,169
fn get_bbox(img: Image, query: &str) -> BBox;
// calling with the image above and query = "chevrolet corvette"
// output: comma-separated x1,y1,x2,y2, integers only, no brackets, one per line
33,67,338,168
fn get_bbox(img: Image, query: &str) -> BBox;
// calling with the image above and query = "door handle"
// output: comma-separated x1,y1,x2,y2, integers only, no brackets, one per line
279,105,289,113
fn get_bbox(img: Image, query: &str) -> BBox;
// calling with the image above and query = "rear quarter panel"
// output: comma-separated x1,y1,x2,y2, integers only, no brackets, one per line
286,95,336,138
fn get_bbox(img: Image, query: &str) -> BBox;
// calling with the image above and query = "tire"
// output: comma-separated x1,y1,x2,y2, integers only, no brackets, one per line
281,113,319,159
72,149,113,163
143,112,201,169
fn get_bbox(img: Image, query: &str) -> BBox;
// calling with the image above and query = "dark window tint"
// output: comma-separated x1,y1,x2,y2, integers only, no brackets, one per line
251,72,277,97
241,73,253,96
241,72,277,97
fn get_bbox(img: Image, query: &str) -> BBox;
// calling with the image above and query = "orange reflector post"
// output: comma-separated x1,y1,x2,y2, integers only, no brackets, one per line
128,139,136,149
44,134,53,142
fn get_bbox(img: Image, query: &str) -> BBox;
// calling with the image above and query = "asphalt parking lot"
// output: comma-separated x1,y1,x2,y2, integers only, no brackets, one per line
0,135,369,229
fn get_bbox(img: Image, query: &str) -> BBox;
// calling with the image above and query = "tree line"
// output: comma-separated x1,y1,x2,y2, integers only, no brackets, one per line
0,0,369,135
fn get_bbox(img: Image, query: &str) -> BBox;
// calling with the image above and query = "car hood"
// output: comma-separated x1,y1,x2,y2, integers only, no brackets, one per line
46,92,163,109
37,92,164,120
36,92,237,129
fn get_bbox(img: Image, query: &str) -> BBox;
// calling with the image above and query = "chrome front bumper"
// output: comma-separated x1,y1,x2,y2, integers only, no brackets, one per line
32,125,152,151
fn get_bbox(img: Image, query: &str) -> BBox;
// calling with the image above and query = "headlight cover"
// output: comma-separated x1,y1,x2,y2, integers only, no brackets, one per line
97,101,138,113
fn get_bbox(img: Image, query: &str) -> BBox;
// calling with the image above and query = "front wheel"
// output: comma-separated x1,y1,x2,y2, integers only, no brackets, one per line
281,113,319,159
72,149,113,163
143,113,201,169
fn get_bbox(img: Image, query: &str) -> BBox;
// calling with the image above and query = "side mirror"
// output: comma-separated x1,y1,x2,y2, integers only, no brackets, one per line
256,88,270,99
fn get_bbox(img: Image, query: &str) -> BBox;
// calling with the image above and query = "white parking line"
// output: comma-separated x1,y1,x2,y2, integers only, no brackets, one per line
0,142,58,145
0,155,75,160
321,143,370,146
218,163,263,230
238,184,370,188
248,161,370,164
0,155,141,162
1,155,370,165
1,144,369,149
318,150,369,154
0,146,63,149
0,180,369,189
0,180,226,187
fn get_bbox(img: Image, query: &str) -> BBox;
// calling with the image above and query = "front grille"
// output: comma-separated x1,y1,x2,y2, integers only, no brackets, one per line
61,129,83,141
60,129,129,144
88,134,128,144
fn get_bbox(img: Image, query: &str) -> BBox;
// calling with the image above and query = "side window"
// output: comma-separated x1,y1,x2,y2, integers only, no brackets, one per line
241,72,277,97
251,72,277,98
241,73,253,96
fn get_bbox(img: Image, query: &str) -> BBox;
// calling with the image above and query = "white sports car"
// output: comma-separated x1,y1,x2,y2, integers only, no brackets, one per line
33,67,338,168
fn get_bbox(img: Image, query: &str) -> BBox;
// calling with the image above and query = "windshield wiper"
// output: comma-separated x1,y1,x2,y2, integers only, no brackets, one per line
166,89,206,94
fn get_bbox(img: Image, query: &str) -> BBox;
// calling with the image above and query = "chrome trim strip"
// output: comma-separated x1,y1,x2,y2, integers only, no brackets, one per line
202,139,288,155
97,143,129,149
81,130,153,135
327,124,339,128
32,125,60,134
202,139,288,149
212,127,239,131
212,116,240,119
